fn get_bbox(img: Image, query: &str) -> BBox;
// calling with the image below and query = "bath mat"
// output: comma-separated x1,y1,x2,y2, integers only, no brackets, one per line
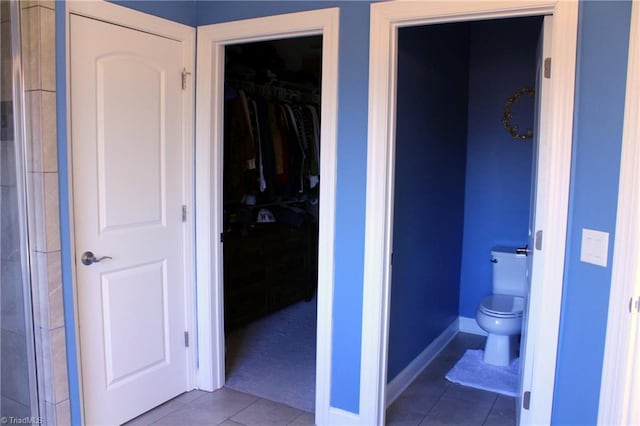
445,349,519,397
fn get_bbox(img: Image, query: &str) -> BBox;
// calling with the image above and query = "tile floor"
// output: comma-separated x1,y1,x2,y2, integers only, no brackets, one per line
385,333,516,426
125,333,516,425
124,389,315,426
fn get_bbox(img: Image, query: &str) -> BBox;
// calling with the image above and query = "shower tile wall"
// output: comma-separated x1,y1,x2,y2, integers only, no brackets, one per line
19,2,70,424
1,121,32,413
1,2,31,419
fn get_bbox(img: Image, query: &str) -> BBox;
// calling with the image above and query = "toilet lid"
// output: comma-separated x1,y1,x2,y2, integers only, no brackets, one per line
479,295,524,317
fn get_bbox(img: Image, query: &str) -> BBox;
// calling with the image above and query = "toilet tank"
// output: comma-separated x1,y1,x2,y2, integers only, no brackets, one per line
491,246,527,297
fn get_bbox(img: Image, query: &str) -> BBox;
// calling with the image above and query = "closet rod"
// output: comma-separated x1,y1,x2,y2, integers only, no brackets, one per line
227,78,320,104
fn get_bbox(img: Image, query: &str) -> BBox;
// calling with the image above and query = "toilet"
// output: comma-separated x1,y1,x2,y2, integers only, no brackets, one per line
476,246,527,366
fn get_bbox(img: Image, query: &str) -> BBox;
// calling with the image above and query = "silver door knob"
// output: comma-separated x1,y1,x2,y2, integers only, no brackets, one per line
81,251,112,266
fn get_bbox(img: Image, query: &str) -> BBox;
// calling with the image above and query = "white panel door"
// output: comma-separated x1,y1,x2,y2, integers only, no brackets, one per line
518,15,553,425
70,14,189,425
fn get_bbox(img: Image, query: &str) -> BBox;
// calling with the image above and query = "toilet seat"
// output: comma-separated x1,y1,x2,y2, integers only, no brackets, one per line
479,295,524,318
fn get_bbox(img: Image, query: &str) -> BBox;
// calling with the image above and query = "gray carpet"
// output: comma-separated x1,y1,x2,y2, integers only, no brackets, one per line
225,298,317,412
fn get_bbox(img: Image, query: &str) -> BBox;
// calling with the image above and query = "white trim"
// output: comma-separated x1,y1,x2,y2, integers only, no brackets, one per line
520,6,577,426
194,9,340,425
326,407,361,425
458,316,488,337
362,2,578,425
65,0,196,422
598,1,640,424
386,320,459,407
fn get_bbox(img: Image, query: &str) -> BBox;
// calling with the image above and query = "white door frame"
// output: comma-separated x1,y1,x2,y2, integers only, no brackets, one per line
64,1,196,422
361,1,578,425
194,9,339,424
598,1,640,423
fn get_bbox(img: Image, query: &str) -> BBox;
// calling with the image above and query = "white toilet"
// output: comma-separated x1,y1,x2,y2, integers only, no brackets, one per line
476,247,527,366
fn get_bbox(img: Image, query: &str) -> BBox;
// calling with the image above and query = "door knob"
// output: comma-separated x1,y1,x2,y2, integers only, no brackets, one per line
81,251,112,266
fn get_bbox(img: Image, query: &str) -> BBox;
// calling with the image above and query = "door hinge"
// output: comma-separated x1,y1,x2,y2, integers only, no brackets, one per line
544,57,551,79
184,331,190,347
220,233,225,243
181,68,191,90
629,297,640,314
523,390,531,410
181,205,187,222
535,230,543,251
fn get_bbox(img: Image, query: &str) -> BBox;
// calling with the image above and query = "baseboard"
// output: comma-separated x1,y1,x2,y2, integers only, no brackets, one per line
320,407,360,425
385,319,459,407
458,316,487,336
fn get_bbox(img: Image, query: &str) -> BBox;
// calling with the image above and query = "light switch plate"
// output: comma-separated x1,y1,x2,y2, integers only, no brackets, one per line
580,228,609,267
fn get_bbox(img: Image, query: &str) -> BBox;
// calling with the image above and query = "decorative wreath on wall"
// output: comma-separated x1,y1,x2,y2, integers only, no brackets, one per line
501,86,535,140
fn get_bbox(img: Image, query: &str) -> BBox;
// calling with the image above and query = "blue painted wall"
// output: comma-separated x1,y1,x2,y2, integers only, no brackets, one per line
55,2,80,424
552,1,631,424
387,23,470,382
109,0,196,26
459,17,540,318
56,0,634,422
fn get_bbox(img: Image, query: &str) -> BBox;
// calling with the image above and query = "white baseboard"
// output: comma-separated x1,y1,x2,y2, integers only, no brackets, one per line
385,319,459,407
458,316,487,336
320,407,360,425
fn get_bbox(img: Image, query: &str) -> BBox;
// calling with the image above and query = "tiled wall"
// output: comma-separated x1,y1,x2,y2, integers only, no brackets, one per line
20,1,70,424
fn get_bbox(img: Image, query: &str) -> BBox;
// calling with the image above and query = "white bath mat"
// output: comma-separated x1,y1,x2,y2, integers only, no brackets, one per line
445,349,519,397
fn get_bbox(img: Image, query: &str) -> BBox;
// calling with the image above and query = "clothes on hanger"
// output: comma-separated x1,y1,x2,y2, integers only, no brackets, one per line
224,86,321,206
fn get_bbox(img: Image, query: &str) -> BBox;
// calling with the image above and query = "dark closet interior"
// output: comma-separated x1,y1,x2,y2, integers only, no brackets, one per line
222,36,322,331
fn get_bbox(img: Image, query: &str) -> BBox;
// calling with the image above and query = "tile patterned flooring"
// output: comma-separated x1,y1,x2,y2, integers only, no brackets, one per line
385,333,516,426
125,333,516,425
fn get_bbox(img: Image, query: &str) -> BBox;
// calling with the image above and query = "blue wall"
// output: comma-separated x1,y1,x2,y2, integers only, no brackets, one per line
55,2,79,424
459,17,540,318
57,0,634,422
552,1,631,424
109,0,196,26
387,23,470,382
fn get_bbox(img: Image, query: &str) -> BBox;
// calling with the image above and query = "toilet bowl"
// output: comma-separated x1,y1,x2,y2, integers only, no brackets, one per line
476,247,527,367
477,294,523,366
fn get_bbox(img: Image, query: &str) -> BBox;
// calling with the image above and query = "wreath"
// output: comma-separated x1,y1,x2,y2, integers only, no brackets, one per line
502,87,535,140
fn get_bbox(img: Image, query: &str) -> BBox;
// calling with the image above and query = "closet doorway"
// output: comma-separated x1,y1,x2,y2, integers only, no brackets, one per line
194,9,339,424
221,35,321,413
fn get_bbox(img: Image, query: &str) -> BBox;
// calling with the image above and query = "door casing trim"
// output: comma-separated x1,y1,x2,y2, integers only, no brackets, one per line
194,9,340,425
362,1,578,424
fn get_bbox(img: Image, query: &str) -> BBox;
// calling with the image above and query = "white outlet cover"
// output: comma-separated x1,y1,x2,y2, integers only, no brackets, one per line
580,228,609,267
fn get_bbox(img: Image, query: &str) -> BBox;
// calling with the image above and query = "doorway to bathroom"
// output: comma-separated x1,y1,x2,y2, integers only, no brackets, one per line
361,2,578,425
387,14,542,422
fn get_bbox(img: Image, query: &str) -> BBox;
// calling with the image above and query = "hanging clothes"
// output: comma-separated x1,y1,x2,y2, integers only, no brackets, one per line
224,86,320,204
224,90,258,202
